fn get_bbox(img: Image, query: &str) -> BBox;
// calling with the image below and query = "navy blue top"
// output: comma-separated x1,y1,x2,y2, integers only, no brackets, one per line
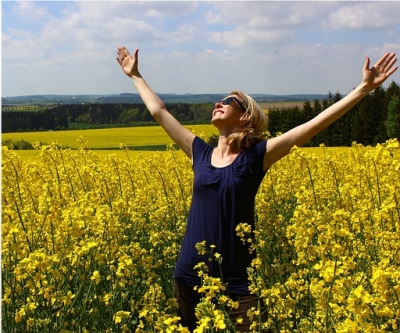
174,136,268,295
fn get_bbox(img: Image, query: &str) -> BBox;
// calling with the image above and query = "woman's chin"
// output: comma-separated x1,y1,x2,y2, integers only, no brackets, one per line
211,117,222,126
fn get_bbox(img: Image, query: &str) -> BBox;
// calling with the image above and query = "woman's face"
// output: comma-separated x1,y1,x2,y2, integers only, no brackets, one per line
211,95,246,125
211,95,244,128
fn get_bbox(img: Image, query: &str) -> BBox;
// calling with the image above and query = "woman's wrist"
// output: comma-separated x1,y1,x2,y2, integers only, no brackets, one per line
354,82,372,97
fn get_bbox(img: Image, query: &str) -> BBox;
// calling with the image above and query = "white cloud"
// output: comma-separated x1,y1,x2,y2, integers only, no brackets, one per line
10,1,48,22
209,26,293,47
73,1,199,22
206,1,337,29
324,2,400,31
169,23,199,44
204,9,225,25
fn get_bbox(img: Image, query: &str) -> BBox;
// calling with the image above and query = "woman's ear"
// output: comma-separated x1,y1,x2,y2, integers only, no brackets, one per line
239,112,250,122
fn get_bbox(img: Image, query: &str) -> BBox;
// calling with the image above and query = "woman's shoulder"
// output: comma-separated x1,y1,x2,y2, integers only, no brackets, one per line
246,139,267,156
192,136,214,159
193,136,214,149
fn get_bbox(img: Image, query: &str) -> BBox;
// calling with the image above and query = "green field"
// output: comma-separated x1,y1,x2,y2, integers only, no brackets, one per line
259,101,305,110
2,105,48,112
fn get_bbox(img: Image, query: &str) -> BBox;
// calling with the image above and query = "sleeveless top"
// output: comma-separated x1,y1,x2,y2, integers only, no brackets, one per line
174,136,268,295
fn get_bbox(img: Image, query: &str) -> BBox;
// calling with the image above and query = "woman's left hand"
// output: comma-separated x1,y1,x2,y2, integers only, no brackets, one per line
362,52,398,91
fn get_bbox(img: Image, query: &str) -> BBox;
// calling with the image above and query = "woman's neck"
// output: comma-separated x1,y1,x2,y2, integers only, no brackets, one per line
215,135,239,157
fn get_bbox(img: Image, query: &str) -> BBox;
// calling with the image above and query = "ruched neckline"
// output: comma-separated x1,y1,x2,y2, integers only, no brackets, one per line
204,149,257,186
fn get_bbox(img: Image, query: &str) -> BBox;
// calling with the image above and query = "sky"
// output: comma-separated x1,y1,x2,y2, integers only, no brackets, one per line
2,1,400,97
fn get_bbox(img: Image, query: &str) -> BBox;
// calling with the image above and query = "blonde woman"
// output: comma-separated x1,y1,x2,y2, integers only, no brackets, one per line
116,46,397,331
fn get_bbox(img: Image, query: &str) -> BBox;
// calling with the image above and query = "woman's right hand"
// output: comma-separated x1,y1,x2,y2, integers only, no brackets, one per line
116,46,140,78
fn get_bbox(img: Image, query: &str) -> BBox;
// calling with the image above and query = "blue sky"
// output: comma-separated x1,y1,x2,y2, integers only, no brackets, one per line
2,1,400,97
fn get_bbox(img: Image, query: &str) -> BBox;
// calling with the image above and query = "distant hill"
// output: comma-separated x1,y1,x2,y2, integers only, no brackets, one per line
2,93,328,106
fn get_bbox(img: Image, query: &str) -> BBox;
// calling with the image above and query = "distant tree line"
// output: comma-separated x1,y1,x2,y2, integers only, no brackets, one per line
2,81,399,147
1,102,213,133
2,108,69,133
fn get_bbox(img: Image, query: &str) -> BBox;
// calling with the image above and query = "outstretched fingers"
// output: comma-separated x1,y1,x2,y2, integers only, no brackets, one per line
375,52,391,67
385,55,398,76
116,47,124,65
116,46,128,62
374,52,398,76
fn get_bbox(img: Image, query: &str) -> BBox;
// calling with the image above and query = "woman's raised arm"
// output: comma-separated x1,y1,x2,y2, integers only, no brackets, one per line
263,52,398,170
116,46,195,158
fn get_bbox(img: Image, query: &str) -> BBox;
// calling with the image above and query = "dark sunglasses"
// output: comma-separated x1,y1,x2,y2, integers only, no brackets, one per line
219,96,246,112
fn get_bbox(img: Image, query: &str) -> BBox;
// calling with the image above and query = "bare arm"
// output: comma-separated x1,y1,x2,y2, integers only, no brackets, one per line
264,52,398,170
116,46,195,158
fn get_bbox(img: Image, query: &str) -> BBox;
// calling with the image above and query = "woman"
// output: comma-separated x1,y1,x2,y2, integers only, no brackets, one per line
116,46,397,331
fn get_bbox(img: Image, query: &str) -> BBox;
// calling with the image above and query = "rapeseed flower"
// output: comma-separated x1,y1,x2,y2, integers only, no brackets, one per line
2,139,400,332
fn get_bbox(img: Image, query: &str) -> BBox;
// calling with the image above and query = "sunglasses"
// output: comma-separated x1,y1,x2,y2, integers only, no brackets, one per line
219,96,246,112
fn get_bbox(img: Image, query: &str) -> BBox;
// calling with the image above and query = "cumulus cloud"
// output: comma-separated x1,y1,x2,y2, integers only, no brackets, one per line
10,1,48,22
324,2,400,31
208,27,293,47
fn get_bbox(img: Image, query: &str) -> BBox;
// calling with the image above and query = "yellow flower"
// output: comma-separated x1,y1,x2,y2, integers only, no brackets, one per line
26,317,35,327
61,290,76,306
102,292,113,306
336,318,359,333
114,310,131,324
91,270,101,285
195,241,207,255
15,308,25,323
375,305,394,317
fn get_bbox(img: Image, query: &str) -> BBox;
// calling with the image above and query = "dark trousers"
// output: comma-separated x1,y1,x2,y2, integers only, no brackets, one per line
174,280,268,332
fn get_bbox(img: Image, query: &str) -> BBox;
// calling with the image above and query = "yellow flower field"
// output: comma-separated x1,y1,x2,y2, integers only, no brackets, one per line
1,125,219,150
2,137,400,332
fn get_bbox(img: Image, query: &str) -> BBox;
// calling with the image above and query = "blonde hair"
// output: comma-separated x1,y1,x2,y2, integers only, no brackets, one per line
228,90,269,152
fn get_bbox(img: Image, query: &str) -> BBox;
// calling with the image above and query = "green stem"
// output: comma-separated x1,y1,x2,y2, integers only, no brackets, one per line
325,258,337,332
